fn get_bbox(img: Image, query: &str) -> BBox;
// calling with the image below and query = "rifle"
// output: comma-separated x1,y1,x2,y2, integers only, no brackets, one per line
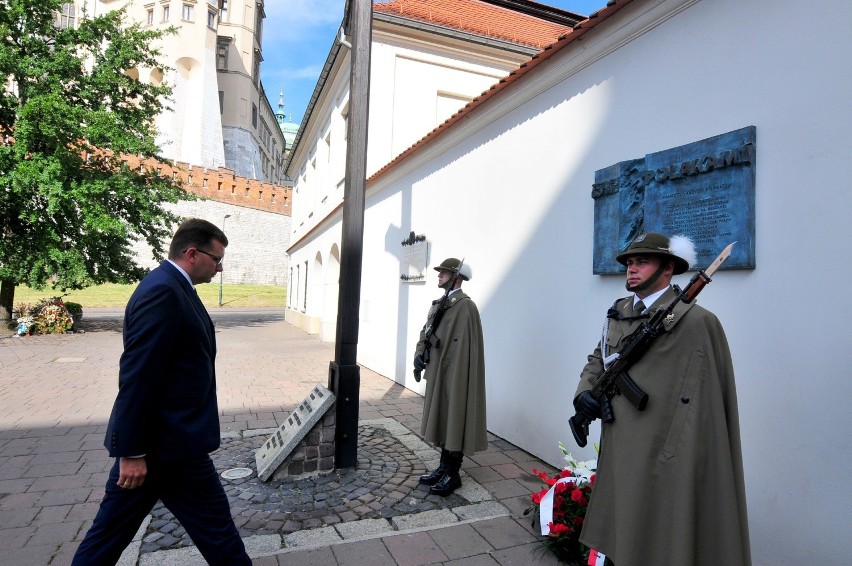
414,259,464,382
569,243,735,447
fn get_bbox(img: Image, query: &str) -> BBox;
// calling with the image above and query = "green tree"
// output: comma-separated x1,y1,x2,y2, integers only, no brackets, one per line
0,0,191,320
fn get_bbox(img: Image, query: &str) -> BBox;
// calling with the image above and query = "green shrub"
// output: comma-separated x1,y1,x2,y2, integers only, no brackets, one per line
64,301,83,317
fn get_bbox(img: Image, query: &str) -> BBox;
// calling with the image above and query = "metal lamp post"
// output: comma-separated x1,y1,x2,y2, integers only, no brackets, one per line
218,214,231,306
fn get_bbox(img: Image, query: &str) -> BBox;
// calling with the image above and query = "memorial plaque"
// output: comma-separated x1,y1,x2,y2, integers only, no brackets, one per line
255,384,336,481
592,126,756,274
400,231,428,283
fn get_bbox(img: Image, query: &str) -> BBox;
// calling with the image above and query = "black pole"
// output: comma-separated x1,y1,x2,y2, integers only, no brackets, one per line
329,0,372,469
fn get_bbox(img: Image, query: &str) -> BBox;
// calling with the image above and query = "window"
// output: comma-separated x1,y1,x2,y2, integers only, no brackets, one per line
251,103,257,128
207,10,216,28
216,39,229,69
252,50,262,87
219,0,228,22
162,5,170,21
218,91,224,114
56,3,75,29
182,4,194,21
146,8,154,25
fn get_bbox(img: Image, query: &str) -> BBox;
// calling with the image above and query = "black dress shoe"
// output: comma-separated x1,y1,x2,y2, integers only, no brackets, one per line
419,465,447,486
429,472,461,496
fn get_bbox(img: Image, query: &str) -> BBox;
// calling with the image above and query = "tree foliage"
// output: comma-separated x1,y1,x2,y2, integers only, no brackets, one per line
0,0,191,318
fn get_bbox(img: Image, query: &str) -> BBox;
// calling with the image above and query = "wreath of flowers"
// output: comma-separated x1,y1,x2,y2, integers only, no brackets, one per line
525,443,603,565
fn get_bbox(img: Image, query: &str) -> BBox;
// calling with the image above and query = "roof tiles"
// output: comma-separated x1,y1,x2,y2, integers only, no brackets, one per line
373,0,575,49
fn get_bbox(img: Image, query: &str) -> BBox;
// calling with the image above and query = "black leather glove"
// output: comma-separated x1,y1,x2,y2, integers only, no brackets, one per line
413,354,426,372
574,391,602,420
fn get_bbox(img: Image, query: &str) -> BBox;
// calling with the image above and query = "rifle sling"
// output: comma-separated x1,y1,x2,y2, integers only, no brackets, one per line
427,294,467,348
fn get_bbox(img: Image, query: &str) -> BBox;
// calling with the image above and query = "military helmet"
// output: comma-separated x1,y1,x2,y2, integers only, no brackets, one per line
434,257,472,281
615,233,696,275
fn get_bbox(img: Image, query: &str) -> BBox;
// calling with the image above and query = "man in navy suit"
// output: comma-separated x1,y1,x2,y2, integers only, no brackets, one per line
73,218,251,565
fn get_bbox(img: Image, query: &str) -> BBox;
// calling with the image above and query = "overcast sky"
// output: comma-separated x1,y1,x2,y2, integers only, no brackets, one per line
261,1,608,126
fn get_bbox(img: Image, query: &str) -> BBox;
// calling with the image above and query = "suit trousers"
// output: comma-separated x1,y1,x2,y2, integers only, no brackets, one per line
72,454,250,565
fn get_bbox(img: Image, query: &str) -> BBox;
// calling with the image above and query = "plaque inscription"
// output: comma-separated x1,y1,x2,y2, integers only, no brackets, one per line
592,126,756,274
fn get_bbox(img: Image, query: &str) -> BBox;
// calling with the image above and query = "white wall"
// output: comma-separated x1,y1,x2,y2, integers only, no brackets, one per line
348,0,851,564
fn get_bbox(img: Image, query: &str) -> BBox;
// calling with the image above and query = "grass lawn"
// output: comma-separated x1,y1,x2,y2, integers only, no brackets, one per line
12,282,286,310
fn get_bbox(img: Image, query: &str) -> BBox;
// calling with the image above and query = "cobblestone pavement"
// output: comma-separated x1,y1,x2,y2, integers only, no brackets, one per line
140,422,467,555
0,310,561,565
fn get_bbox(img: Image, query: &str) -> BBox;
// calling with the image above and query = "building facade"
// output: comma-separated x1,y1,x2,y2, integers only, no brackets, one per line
68,0,287,185
284,0,581,339
283,0,852,563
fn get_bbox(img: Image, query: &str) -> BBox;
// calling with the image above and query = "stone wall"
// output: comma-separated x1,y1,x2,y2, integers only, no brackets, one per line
271,412,336,480
124,156,292,286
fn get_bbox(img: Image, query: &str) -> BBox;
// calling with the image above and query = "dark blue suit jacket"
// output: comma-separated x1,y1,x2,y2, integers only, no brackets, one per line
105,261,220,460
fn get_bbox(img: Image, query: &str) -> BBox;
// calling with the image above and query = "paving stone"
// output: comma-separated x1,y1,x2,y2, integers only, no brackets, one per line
490,541,564,565
0,525,36,549
335,517,393,539
478,478,530,500
453,502,509,522
274,545,336,566
383,531,448,566
36,487,93,506
1,543,58,565
284,526,341,548
429,523,495,560
444,553,501,565
0,507,39,528
27,520,82,546
471,517,538,551
332,538,396,566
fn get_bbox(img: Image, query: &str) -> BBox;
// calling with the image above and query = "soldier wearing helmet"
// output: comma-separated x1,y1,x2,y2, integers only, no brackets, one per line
572,233,750,566
413,257,487,496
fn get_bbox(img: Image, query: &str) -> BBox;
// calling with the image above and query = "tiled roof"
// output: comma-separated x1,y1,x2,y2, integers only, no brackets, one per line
373,0,575,49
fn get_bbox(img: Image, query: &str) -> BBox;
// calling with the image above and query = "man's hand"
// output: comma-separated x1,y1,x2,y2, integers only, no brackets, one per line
413,354,426,372
574,391,602,420
118,456,147,490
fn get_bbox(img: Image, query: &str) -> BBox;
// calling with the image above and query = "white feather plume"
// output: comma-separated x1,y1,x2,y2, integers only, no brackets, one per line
668,235,697,269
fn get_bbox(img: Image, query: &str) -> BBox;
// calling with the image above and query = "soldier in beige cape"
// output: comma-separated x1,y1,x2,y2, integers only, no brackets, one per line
573,233,751,566
414,258,487,496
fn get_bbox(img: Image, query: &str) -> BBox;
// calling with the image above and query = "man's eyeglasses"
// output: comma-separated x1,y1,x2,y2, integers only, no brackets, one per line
193,248,224,265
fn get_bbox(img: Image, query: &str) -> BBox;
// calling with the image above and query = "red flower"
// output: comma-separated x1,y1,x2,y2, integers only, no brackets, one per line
573,516,584,526
590,473,596,486
531,488,549,505
559,469,573,478
548,522,574,536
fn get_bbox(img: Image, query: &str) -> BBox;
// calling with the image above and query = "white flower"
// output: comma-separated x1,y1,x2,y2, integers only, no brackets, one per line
559,441,597,483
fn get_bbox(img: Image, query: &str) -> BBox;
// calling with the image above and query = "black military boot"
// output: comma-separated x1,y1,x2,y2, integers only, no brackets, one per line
429,451,463,496
419,448,448,486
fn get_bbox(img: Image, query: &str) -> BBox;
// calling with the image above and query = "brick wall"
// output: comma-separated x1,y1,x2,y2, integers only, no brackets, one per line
125,156,292,287
122,155,292,216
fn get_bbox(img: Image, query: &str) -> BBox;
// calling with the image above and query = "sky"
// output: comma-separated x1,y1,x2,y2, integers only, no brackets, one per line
261,1,608,126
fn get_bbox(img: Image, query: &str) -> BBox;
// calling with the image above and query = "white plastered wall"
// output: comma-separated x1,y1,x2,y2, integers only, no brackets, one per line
345,0,852,564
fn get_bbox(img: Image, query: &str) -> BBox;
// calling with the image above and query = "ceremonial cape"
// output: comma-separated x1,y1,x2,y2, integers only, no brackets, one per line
416,291,487,455
575,287,751,566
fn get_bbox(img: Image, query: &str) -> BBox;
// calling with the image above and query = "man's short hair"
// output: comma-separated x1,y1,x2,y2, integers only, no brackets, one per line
168,218,229,259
